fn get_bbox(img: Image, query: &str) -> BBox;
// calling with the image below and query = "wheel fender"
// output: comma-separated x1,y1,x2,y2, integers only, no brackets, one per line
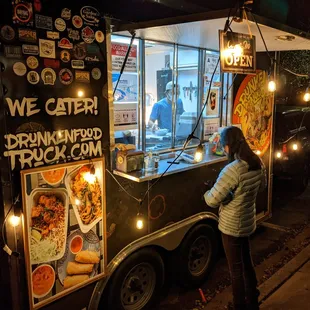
88,212,218,309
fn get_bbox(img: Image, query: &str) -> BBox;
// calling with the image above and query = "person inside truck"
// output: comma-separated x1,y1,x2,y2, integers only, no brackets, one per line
204,126,266,310
148,81,185,132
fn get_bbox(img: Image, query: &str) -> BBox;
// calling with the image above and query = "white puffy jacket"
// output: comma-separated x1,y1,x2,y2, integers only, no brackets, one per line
204,159,266,237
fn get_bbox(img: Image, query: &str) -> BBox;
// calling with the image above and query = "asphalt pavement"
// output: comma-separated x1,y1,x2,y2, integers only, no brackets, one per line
158,179,310,310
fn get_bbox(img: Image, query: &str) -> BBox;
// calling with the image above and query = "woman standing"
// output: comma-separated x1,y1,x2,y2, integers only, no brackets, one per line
204,126,266,310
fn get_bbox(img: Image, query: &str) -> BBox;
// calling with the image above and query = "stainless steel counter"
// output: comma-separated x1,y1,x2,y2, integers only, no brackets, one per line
113,154,227,182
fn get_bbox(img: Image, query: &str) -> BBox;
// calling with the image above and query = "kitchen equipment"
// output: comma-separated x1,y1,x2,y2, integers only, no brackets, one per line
116,150,144,173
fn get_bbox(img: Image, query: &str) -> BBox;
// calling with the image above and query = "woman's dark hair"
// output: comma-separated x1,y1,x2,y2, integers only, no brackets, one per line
220,126,261,171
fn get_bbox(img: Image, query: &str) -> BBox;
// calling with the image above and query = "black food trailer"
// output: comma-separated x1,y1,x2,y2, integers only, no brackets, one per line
1,2,310,310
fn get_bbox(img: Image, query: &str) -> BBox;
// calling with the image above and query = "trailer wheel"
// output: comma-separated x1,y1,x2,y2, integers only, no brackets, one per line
176,224,218,288
106,248,164,310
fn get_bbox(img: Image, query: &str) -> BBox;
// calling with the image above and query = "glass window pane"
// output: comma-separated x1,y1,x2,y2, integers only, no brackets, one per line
111,35,140,149
174,47,199,147
145,42,174,151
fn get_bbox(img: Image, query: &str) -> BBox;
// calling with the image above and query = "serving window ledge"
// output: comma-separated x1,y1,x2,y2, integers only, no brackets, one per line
113,154,227,182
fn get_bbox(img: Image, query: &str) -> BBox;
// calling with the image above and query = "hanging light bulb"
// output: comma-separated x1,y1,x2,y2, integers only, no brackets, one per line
9,215,20,227
135,213,144,230
77,89,85,98
194,143,204,162
268,80,276,92
303,87,310,102
268,61,276,92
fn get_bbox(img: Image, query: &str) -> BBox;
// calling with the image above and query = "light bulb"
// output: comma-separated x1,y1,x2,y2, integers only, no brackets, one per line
75,198,81,205
77,90,84,97
83,172,96,184
268,80,276,92
234,44,243,57
303,92,310,102
135,213,144,230
276,151,282,159
292,143,298,151
9,215,20,227
136,219,144,230
194,143,204,162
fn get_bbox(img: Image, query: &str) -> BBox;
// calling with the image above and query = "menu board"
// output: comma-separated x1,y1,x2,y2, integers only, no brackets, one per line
21,158,106,309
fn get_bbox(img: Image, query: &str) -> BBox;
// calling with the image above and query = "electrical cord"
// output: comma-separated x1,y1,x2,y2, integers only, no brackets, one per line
249,10,310,79
106,169,142,204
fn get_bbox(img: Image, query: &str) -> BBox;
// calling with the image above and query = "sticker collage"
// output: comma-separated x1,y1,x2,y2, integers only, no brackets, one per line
0,1,104,86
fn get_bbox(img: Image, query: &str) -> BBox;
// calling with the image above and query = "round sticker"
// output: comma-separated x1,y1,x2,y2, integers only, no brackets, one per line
95,30,104,43
41,68,56,85
13,62,27,76
26,56,39,69
60,50,71,62
72,15,83,29
0,25,15,41
27,71,40,84
82,26,95,44
59,68,73,85
55,18,66,32
61,8,71,20
91,68,101,80
73,42,87,60
14,3,32,24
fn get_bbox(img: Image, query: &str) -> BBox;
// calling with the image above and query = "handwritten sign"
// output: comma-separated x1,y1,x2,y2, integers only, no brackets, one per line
6,96,98,117
219,30,256,74
4,127,103,170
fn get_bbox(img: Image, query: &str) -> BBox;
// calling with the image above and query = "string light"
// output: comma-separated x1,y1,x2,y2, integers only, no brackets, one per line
194,143,204,162
135,213,144,230
77,89,85,98
83,172,96,184
276,152,282,159
304,86,310,102
268,80,276,92
292,143,298,151
9,215,20,227
75,198,81,206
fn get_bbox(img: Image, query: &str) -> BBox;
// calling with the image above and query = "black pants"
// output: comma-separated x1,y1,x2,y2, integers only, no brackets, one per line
222,233,259,310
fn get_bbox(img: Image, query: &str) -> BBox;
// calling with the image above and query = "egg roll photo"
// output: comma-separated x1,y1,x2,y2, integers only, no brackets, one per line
66,261,94,275
64,275,89,289
75,250,100,264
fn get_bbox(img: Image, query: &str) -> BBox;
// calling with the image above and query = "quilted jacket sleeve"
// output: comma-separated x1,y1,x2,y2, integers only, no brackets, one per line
204,164,239,208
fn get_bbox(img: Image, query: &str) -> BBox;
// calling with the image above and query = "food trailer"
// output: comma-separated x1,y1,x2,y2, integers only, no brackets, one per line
1,1,310,310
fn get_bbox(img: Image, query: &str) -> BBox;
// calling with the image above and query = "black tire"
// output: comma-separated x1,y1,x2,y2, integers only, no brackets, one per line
106,248,165,310
176,224,218,288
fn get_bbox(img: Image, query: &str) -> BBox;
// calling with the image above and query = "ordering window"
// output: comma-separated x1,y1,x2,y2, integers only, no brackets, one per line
111,36,223,152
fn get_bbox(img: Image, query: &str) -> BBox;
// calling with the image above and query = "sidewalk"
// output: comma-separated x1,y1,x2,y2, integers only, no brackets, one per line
260,260,310,309
259,244,310,310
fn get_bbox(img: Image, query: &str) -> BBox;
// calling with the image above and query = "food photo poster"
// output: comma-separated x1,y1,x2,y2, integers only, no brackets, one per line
21,158,107,309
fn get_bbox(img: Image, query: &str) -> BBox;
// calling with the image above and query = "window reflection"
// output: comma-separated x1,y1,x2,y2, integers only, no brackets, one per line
111,35,139,149
145,42,175,151
175,47,199,147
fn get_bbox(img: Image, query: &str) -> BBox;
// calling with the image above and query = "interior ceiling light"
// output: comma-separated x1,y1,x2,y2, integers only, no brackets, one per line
275,35,295,41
